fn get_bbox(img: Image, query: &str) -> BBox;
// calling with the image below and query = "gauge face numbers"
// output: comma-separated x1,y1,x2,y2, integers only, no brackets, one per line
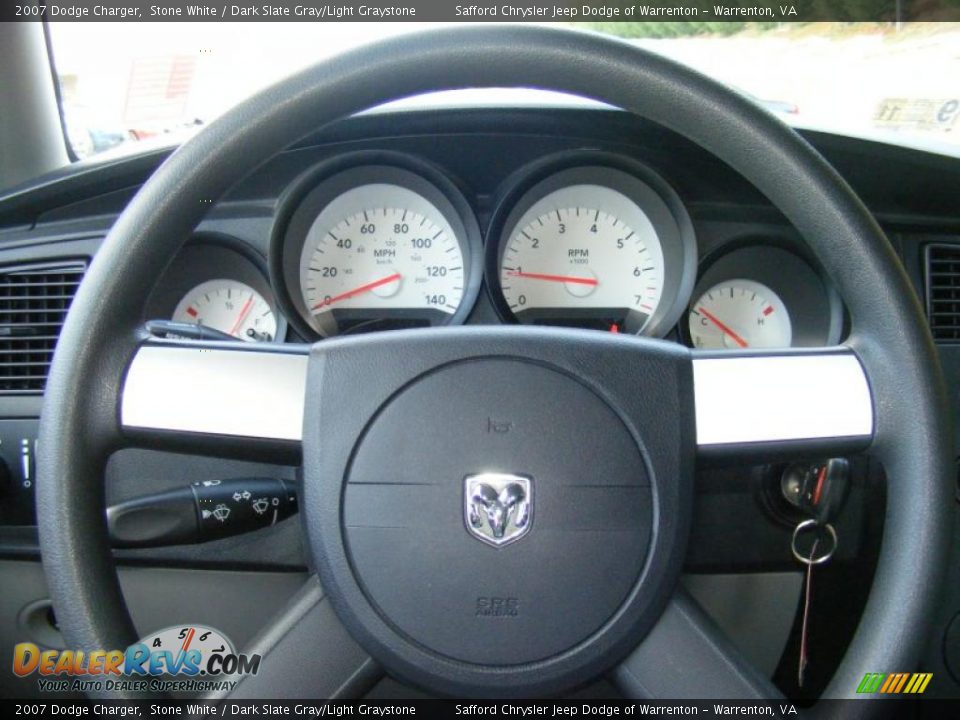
172,279,277,342
141,625,234,656
689,279,792,349
498,185,665,333
299,184,466,337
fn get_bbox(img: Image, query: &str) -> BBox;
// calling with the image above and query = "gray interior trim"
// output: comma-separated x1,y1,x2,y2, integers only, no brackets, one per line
211,576,380,700
2,559,802,701
682,572,803,678
614,589,783,699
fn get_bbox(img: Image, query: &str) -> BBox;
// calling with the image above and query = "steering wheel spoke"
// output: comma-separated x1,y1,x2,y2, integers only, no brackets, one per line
206,576,382,700
117,341,875,463
614,588,782,700
693,347,874,461
119,339,309,462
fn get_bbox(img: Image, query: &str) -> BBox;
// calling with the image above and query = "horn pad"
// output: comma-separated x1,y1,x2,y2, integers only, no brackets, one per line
345,359,650,665
303,329,693,696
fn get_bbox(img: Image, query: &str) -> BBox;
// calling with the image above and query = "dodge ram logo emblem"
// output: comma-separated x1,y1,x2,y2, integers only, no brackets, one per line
464,473,532,547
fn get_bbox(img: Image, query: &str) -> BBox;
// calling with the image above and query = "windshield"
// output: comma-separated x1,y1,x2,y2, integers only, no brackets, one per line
49,21,960,159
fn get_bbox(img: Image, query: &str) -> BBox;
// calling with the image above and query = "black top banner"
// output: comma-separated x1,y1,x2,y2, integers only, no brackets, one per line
3,699,960,718
5,0,960,23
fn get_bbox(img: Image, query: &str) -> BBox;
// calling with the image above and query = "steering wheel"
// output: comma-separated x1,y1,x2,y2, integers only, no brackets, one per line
37,26,952,704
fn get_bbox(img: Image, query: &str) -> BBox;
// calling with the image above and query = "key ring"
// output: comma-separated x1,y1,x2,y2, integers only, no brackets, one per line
791,519,837,565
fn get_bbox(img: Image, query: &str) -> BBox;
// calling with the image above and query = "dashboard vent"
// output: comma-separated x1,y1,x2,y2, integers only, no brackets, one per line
0,260,87,394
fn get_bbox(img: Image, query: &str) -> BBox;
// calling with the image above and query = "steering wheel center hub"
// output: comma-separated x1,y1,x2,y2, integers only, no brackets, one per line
343,358,652,666
302,329,693,695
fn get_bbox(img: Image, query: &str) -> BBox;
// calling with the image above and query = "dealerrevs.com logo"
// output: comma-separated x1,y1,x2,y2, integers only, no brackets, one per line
12,624,261,694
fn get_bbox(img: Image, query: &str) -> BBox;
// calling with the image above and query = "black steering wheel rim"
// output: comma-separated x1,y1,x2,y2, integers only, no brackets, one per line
37,25,952,702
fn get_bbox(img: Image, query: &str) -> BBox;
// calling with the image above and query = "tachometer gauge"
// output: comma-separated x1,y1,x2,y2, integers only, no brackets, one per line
273,161,482,339
500,199,664,332
172,279,277,342
488,162,696,336
688,279,792,349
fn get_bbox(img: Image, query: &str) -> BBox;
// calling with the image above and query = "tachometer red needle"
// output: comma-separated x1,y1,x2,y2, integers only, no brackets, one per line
180,627,196,653
228,294,254,336
698,307,749,348
506,271,598,286
312,272,402,310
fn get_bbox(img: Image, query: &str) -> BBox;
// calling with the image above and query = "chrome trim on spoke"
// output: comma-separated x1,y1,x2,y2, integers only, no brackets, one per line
121,345,872,448
693,352,873,446
121,345,308,441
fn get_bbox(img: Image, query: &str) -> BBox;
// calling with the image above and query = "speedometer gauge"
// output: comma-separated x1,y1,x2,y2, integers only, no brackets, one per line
487,161,696,336
272,160,482,339
300,189,464,335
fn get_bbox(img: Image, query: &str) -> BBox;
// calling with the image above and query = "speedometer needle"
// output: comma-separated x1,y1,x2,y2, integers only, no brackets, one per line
505,271,598,286
312,272,402,310
697,307,749,348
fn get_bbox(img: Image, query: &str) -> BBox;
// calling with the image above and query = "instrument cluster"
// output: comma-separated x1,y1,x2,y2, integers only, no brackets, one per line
149,151,842,351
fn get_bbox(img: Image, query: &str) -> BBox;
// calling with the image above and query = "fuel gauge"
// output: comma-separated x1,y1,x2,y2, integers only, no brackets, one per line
688,279,792,349
172,279,278,342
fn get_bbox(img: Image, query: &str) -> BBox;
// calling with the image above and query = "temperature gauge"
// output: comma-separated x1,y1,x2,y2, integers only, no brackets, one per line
173,279,278,342
688,279,792,349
